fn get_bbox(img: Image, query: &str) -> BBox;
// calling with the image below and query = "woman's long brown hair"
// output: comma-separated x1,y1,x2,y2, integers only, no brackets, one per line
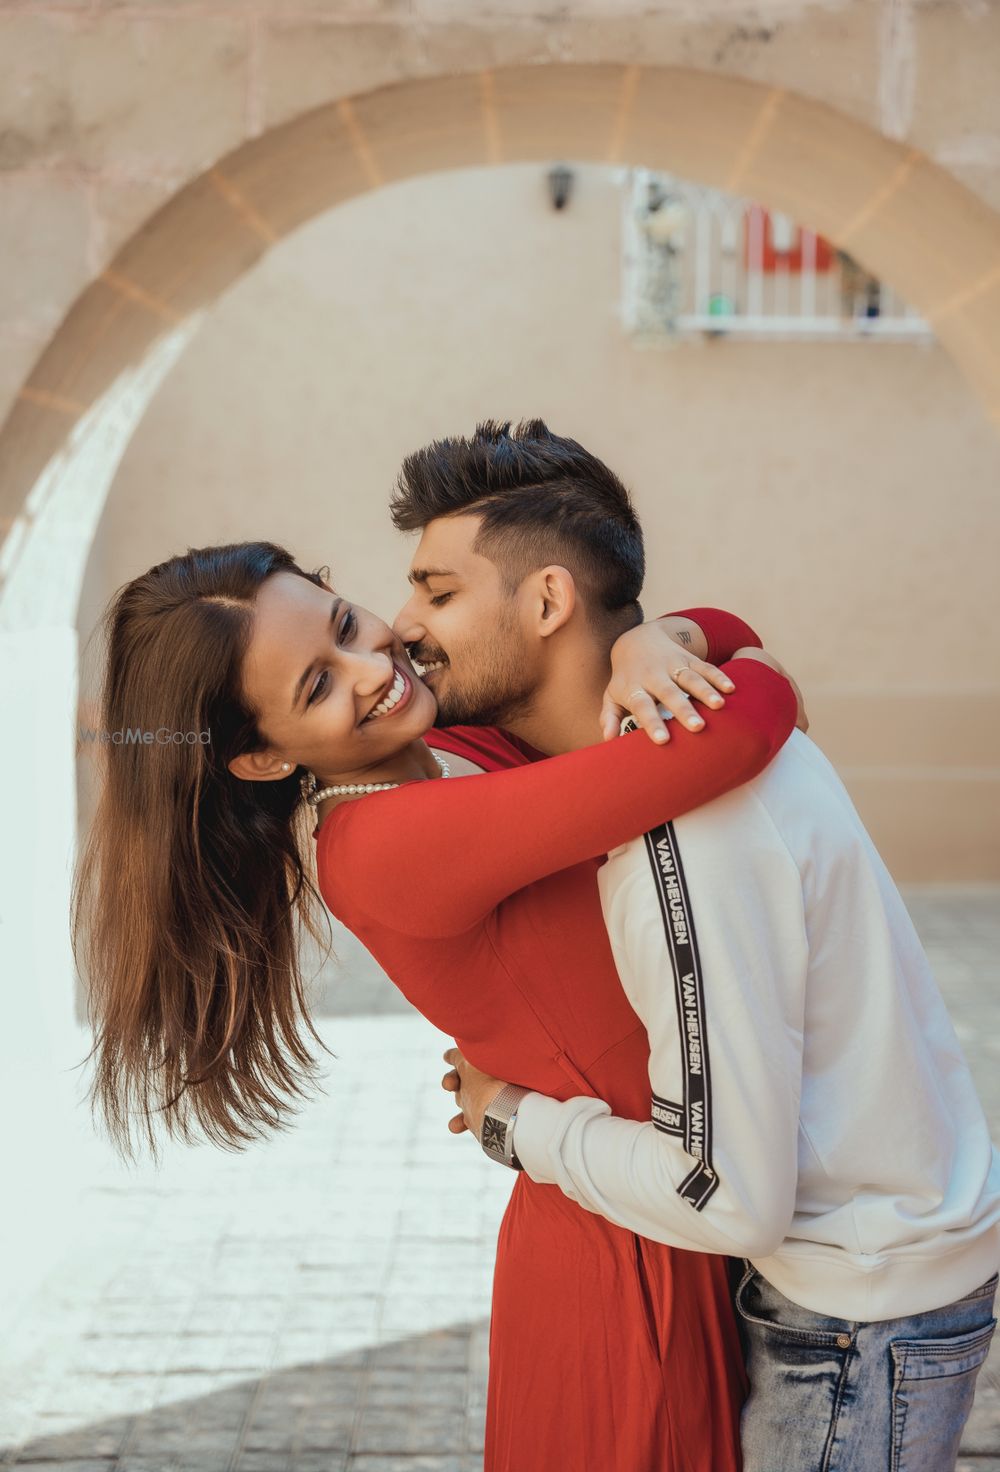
73,542,334,1162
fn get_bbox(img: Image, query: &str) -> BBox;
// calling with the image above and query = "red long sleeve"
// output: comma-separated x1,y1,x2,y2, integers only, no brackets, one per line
665,607,763,664
317,657,796,941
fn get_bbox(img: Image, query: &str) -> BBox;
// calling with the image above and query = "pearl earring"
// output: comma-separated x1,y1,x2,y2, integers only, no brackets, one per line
282,763,291,772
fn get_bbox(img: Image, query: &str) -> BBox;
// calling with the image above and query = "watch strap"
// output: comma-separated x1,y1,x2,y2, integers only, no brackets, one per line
480,1084,529,1171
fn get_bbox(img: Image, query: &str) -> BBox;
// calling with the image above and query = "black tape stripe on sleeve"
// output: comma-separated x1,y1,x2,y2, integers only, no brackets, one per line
641,824,718,1212
651,1094,685,1137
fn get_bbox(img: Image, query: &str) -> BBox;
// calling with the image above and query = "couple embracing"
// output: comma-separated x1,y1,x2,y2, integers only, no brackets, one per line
78,420,999,1472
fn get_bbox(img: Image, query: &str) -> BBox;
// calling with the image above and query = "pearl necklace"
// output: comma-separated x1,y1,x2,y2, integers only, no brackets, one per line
301,750,451,806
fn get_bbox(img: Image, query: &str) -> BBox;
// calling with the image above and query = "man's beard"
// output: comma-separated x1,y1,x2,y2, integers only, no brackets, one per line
431,614,536,731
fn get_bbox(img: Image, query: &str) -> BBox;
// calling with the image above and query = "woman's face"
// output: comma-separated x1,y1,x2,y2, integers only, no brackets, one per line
239,571,438,783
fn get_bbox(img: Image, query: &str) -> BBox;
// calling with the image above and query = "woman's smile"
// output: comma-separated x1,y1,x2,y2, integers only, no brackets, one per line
361,661,415,725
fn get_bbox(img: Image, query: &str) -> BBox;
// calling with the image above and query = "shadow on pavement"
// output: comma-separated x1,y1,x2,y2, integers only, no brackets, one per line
1,1321,488,1472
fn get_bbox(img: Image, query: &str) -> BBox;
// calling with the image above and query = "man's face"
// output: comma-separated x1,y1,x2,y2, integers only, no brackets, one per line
392,514,539,729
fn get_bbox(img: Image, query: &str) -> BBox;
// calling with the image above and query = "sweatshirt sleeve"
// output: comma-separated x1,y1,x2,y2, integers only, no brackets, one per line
318,657,796,940
512,786,807,1258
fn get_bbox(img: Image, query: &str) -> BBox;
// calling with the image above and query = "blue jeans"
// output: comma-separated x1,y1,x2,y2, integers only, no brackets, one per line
734,1262,998,1472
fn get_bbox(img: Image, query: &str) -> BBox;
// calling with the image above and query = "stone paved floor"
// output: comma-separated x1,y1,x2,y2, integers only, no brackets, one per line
1,890,998,1471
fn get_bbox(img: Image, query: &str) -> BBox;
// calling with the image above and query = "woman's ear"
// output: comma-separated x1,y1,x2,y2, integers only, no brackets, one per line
228,750,294,783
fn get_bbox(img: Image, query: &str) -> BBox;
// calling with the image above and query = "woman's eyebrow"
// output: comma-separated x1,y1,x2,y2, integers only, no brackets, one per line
291,596,342,711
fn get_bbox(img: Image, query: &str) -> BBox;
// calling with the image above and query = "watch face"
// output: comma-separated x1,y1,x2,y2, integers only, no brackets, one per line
482,1116,505,1155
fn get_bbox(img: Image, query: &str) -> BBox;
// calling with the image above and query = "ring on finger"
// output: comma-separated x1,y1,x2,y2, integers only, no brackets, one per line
628,689,649,702
669,667,690,683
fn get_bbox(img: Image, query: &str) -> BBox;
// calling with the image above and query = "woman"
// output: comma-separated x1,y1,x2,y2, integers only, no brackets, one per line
76,541,797,1471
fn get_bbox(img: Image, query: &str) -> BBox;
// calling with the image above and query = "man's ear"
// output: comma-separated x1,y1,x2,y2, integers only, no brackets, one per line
535,565,577,636
228,749,293,783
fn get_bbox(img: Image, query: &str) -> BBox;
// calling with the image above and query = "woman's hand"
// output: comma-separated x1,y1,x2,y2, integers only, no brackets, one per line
602,617,736,744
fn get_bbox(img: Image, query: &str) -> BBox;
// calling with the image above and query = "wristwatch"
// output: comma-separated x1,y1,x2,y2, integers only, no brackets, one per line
480,1084,529,1171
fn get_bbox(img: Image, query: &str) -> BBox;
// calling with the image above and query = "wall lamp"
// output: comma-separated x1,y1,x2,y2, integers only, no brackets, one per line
547,163,575,211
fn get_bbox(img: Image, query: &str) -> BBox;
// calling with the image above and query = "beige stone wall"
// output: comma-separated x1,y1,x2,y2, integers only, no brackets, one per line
80,163,1000,882
3,0,1000,438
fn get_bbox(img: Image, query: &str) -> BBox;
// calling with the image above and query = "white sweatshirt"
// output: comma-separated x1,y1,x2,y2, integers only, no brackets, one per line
513,730,1000,1321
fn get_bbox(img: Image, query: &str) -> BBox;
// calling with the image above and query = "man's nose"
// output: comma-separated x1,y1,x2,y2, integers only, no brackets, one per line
392,595,423,646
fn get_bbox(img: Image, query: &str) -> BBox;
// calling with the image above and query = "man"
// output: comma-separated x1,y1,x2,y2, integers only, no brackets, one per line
391,419,1000,1472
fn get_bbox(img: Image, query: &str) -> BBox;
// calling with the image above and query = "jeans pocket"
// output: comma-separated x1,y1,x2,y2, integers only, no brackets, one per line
890,1317,997,1472
736,1269,855,1472
734,1265,853,1349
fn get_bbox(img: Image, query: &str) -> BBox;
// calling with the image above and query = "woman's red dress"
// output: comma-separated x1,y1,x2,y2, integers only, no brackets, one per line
315,617,796,1472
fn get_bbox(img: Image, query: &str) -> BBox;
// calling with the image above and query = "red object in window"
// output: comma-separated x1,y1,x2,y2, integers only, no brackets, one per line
744,206,834,273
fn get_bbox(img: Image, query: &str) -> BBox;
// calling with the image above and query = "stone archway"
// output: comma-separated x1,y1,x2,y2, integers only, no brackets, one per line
3,63,1000,602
